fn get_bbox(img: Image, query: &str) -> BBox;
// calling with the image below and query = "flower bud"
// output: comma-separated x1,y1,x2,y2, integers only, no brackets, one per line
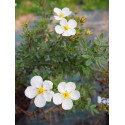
98,104,103,110
85,29,92,35
76,30,80,36
41,19,45,23
80,17,86,23
104,106,109,114
23,21,29,28
75,10,78,14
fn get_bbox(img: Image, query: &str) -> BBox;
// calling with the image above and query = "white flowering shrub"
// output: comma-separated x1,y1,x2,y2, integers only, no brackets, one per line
16,3,109,123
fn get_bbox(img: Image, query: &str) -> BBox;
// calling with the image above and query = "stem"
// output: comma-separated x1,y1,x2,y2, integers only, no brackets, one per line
16,106,31,117
51,35,62,51
27,36,32,53
44,106,56,114
16,105,63,117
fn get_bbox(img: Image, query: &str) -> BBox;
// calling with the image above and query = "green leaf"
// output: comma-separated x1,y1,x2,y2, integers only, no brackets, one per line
79,39,86,48
87,98,91,105
90,105,99,115
100,45,109,47
100,59,107,65
94,40,100,46
86,59,92,66
100,33,104,40
94,46,98,52
93,109,99,114
90,105,96,109
102,40,108,43
87,40,91,47
82,55,90,59
94,54,103,57
32,71,38,76
97,36,100,41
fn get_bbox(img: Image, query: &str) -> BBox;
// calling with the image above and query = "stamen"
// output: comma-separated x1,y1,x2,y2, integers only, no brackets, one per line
63,91,71,99
36,86,46,96
59,12,64,17
64,26,69,30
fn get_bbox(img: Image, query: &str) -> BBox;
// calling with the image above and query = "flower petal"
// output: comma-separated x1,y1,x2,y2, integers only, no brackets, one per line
66,82,76,92
60,18,68,26
53,93,63,105
34,94,46,108
55,25,64,34
24,86,38,99
97,96,102,104
58,82,66,93
43,90,54,102
62,99,73,110
62,7,72,17
70,90,80,100
30,76,43,88
68,29,76,35
43,80,53,90
68,19,77,28
54,8,61,15
62,30,70,36
54,16,63,20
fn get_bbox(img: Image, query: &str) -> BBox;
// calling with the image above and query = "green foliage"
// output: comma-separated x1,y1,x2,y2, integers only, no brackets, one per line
15,3,108,116
90,105,99,115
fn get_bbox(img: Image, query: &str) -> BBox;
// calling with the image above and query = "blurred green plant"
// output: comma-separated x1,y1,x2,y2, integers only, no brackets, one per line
15,0,40,18
81,0,109,10
15,0,109,19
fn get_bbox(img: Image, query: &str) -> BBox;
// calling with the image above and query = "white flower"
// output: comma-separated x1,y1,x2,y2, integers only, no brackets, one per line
55,18,77,36
97,96,109,105
25,76,54,108
54,7,72,20
53,82,80,110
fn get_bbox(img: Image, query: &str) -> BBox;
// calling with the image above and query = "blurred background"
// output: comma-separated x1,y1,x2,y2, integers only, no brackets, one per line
15,0,109,125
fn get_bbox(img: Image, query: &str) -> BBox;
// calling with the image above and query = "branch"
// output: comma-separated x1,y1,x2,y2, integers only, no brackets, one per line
43,105,63,116
16,105,64,123
44,106,56,114
16,106,31,117
27,36,32,53
51,35,62,51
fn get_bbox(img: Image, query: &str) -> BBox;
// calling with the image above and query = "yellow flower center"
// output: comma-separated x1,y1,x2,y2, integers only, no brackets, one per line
62,91,71,99
36,86,46,96
64,26,69,30
59,12,64,18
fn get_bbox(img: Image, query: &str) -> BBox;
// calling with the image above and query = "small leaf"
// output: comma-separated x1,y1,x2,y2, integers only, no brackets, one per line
87,98,91,105
93,109,99,114
100,33,104,40
82,55,90,59
100,45,109,47
87,40,91,47
94,40,100,46
86,59,92,66
32,71,38,76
